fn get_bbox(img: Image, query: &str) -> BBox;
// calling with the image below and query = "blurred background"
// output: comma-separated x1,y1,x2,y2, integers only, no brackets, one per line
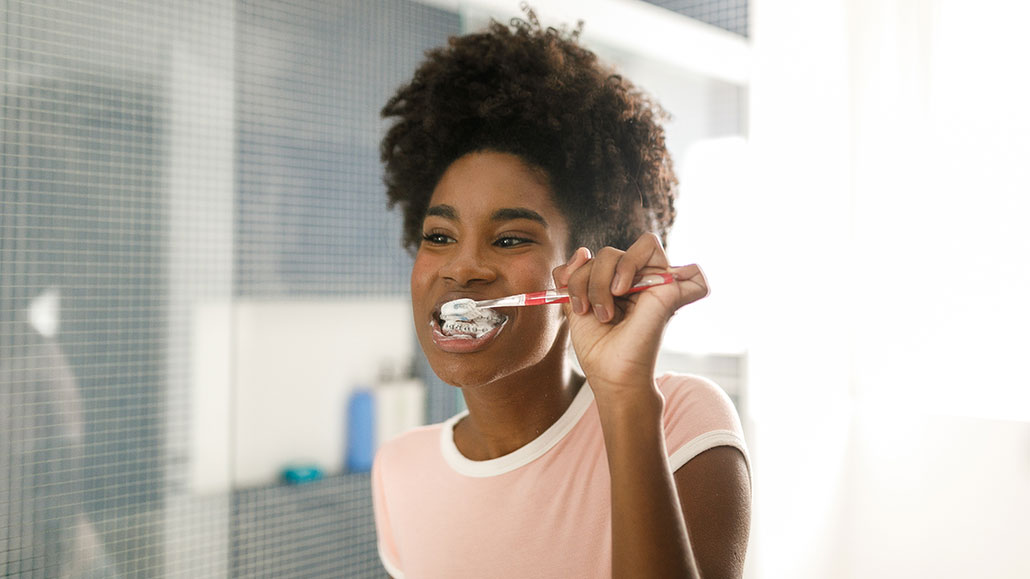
1,0,1027,577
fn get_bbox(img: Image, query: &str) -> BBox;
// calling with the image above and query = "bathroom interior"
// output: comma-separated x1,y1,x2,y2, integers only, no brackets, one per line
2,0,1028,577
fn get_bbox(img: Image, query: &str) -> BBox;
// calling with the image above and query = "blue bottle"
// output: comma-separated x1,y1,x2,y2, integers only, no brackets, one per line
345,388,375,472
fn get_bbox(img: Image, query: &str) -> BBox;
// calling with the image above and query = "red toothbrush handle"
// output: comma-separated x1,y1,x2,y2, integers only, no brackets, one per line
522,290,570,306
522,272,675,306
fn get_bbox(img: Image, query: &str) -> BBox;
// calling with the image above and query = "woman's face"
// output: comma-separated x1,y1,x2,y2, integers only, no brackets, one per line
411,151,571,388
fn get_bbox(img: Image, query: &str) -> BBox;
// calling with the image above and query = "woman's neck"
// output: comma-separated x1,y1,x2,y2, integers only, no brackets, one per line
453,355,584,461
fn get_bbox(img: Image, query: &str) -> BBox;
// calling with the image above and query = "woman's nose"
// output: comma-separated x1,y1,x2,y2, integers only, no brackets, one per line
440,244,496,286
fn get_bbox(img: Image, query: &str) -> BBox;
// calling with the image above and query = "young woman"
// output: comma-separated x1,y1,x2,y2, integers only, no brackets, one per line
373,10,751,578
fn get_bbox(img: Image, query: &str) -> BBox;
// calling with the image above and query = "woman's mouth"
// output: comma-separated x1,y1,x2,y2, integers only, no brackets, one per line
438,299,506,338
430,302,509,352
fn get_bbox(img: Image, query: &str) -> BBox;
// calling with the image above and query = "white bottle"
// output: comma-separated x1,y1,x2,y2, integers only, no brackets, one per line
374,362,425,448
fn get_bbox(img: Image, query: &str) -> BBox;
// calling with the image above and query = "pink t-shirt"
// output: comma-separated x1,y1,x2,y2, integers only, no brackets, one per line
372,373,749,578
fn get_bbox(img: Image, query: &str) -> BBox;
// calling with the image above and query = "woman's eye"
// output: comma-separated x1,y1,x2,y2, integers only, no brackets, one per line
494,236,532,248
421,232,454,245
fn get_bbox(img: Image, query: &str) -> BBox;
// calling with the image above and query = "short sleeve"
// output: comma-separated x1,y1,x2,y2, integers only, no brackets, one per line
372,452,405,578
658,373,750,477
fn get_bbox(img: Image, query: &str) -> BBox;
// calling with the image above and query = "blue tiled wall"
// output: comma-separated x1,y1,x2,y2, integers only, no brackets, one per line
643,0,749,37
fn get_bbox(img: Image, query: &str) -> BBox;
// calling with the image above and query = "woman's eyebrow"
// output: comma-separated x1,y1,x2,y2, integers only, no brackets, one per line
491,207,548,227
425,205,548,228
425,204,458,220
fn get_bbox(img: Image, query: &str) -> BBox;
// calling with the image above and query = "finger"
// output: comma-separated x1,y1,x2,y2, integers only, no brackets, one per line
585,246,624,323
611,233,670,295
555,247,592,315
672,263,710,305
564,251,595,316
552,246,591,287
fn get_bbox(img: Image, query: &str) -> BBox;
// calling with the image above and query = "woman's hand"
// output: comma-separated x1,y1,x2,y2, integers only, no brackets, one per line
552,233,709,402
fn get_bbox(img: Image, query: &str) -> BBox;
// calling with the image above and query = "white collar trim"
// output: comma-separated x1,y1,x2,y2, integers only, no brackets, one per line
439,382,594,478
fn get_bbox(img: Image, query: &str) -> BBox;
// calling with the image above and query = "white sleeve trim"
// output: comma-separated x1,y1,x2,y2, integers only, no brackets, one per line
668,429,751,479
378,541,405,579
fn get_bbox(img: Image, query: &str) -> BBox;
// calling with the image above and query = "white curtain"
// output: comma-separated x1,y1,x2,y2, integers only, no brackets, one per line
746,1,1030,577
849,0,1030,420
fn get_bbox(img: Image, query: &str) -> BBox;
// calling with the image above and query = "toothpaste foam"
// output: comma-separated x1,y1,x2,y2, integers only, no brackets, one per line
439,298,505,338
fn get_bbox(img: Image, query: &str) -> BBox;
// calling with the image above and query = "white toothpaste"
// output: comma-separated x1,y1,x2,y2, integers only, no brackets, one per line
439,298,505,338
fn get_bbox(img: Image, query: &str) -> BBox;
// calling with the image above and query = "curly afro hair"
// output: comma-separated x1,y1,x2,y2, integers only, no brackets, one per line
381,7,677,255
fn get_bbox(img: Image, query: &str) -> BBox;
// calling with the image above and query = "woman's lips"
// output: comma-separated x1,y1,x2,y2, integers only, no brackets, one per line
429,316,507,353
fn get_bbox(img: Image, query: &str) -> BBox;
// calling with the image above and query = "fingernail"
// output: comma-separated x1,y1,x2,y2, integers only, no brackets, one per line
610,273,622,293
593,303,608,322
571,296,586,315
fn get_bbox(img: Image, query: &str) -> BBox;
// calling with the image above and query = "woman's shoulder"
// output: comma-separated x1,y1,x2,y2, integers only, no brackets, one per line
656,372,750,474
374,421,446,474
655,372,744,438
656,372,735,411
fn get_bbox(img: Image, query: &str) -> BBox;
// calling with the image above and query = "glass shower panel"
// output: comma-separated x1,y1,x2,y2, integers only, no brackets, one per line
1,1,234,576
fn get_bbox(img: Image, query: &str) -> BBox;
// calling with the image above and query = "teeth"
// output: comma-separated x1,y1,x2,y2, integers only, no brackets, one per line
442,320,481,337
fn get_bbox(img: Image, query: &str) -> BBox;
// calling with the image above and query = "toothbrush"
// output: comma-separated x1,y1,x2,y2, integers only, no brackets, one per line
442,272,675,318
